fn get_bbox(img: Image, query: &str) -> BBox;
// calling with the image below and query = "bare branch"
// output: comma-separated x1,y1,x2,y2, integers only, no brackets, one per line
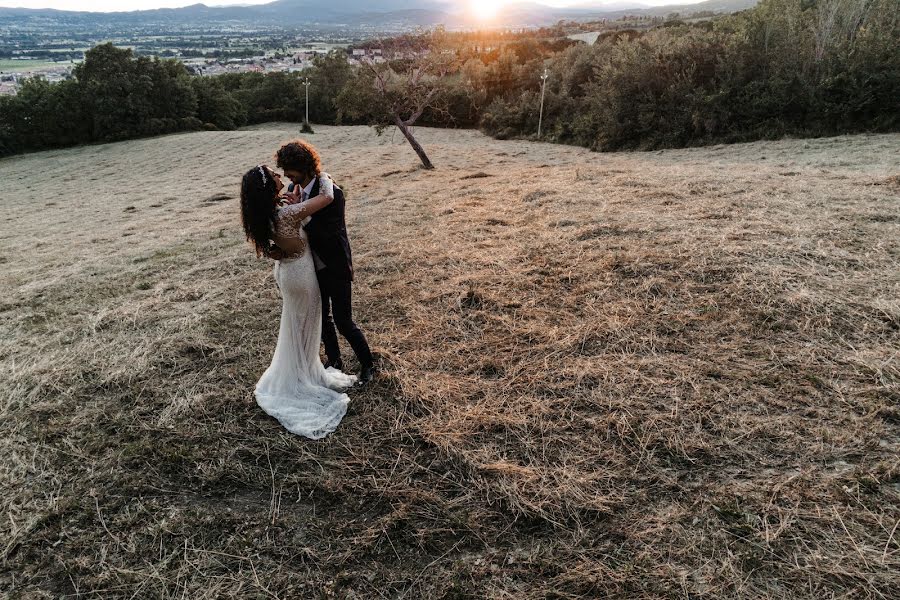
404,88,438,127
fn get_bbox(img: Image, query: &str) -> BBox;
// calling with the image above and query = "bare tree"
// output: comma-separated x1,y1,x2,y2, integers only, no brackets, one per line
337,34,456,169
814,0,875,62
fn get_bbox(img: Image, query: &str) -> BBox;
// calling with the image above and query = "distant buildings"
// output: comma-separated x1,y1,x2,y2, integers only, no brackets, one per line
182,43,432,74
0,65,74,95
188,56,311,77
184,44,347,77
0,38,441,91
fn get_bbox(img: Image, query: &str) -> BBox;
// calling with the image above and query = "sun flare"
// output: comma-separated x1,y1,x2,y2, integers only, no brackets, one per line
470,0,505,21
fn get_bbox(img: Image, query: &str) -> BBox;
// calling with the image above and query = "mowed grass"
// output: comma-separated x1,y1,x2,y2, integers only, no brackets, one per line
0,59,68,72
1,125,899,598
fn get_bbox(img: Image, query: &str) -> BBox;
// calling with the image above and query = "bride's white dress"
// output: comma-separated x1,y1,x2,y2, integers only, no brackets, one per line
254,175,356,439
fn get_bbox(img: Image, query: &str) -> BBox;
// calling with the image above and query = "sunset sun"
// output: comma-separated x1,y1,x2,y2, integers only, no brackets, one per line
469,0,505,21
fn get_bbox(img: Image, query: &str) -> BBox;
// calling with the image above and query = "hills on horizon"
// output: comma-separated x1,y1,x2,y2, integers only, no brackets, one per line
0,0,759,27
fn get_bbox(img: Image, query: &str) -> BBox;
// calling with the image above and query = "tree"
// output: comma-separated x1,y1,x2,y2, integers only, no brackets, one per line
307,51,353,123
74,44,149,140
336,35,457,169
0,94,24,155
192,76,244,130
73,43,198,140
145,57,198,130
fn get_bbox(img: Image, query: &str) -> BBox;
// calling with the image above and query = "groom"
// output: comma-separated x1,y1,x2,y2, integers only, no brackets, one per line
276,140,375,384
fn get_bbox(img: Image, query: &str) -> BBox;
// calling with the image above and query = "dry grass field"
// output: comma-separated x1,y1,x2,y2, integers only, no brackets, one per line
1,124,899,598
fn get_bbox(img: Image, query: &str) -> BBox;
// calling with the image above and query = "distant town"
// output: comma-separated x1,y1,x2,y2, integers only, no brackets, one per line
0,0,733,96
0,23,606,97
1,23,384,95
2,43,441,95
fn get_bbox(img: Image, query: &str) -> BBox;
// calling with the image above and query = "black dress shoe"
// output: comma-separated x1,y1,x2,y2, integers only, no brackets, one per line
324,358,344,371
358,364,375,385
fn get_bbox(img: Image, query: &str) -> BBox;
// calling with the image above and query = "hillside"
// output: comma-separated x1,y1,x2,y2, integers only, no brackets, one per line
1,125,898,598
0,0,758,27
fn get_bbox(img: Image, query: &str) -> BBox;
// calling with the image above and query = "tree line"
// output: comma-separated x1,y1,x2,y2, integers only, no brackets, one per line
482,0,899,149
1,0,897,159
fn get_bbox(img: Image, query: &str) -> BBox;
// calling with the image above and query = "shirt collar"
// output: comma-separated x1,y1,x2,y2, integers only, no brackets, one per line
302,176,317,198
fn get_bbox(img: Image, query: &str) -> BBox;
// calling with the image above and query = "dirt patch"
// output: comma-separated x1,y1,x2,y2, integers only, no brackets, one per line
203,193,233,203
460,171,493,180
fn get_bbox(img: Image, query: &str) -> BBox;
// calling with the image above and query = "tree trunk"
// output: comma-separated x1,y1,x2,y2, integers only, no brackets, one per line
394,115,434,169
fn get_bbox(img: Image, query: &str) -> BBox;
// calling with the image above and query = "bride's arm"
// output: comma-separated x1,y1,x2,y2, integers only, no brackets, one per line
310,172,334,204
277,174,335,228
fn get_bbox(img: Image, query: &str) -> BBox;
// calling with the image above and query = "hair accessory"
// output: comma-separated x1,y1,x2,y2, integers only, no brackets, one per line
257,165,268,186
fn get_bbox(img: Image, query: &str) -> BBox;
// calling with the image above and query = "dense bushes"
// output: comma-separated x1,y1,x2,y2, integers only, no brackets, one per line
483,0,899,150
0,0,897,158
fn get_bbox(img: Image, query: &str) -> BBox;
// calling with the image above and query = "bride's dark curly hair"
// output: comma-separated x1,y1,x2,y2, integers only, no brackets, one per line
240,166,277,257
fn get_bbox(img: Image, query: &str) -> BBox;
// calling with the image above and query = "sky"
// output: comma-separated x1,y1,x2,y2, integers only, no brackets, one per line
0,0,703,12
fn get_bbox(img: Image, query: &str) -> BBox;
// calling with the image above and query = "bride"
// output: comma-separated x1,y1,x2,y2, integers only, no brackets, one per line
240,164,356,439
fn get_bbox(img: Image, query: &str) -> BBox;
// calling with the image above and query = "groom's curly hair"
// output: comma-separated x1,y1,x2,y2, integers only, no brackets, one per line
276,140,321,179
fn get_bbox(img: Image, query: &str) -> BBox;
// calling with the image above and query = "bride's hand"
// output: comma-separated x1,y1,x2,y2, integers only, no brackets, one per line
281,188,302,204
267,246,288,261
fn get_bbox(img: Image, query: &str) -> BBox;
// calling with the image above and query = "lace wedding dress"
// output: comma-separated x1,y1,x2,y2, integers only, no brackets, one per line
254,175,356,439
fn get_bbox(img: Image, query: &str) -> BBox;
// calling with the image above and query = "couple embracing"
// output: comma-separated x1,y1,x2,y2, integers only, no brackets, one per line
240,140,374,440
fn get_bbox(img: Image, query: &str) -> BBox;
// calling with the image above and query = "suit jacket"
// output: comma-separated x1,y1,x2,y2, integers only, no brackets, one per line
301,177,354,281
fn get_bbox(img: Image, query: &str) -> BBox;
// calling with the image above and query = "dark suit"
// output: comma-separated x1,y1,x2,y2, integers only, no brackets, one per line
304,178,354,281
299,177,373,369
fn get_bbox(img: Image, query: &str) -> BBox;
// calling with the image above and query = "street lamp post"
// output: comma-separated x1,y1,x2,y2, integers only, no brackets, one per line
303,77,311,125
538,68,549,138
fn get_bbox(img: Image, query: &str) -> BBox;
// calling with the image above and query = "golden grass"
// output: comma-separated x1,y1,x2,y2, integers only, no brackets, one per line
1,124,899,598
